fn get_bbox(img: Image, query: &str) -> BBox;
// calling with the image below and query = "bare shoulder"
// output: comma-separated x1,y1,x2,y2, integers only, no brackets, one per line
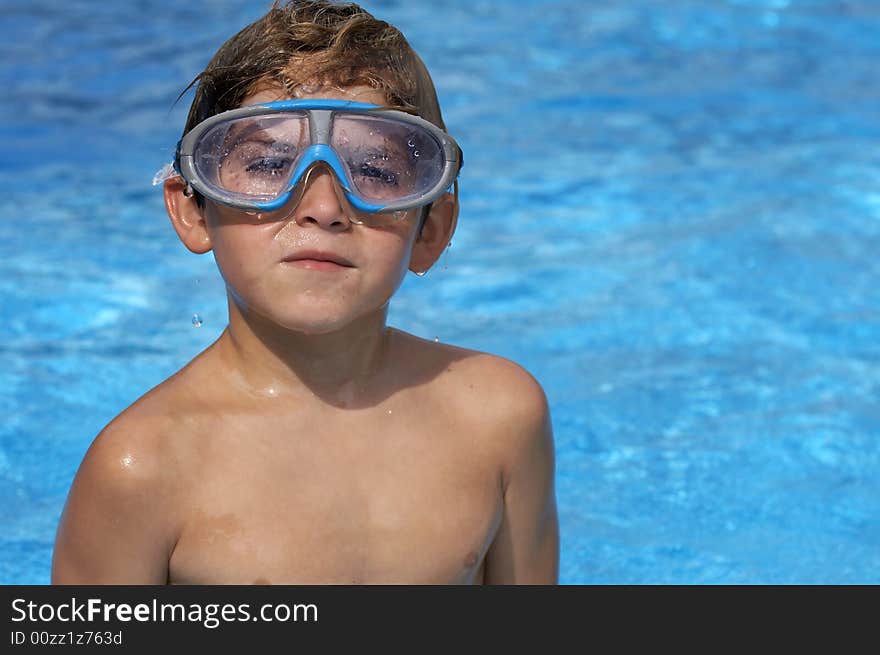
450,349,553,483
81,343,223,483
77,381,188,500
391,330,553,470
52,362,206,583
399,329,546,405
391,331,558,582
80,352,214,487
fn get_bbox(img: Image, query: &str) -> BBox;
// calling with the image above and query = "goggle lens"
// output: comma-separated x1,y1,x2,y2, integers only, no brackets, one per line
193,113,309,203
330,114,445,204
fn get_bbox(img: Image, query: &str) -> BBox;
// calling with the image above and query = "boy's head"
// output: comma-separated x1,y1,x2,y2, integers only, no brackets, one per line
182,0,449,142
164,0,461,335
175,0,459,235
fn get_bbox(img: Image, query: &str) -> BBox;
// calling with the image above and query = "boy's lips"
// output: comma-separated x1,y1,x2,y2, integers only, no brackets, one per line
281,249,355,270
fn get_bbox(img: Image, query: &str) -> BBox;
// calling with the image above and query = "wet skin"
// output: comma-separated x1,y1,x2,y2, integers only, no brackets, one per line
51,86,558,585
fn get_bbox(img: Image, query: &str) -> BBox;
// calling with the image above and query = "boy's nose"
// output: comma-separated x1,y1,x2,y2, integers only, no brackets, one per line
290,164,352,231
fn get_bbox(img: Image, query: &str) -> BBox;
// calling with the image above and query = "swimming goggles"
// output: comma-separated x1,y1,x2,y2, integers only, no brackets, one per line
174,99,462,214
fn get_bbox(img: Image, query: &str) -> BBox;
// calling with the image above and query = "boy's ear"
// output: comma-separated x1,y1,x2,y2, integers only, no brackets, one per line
408,191,458,274
164,177,212,254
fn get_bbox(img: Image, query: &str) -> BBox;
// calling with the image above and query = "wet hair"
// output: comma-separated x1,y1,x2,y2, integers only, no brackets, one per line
178,0,455,222
181,0,449,137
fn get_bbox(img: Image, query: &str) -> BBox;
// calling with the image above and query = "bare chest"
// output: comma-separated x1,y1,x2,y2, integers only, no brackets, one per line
168,413,502,584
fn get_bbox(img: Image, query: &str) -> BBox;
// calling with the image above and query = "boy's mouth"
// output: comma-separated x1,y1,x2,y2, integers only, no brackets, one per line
281,249,355,270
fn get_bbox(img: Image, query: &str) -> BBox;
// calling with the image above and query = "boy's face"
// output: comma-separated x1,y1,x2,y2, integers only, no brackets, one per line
167,84,453,336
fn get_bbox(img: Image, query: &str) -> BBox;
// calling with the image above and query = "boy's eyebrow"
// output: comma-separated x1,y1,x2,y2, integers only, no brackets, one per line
222,121,264,147
223,119,306,148
235,139,298,154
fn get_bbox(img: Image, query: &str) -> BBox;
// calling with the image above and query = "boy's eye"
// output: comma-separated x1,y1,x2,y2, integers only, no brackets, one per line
245,157,292,175
352,151,402,187
357,161,399,186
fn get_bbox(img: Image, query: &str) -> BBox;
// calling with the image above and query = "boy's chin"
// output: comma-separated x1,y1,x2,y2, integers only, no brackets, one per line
230,286,392,337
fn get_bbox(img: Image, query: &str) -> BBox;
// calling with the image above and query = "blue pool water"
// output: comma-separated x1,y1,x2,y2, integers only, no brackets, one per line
2,0,879,584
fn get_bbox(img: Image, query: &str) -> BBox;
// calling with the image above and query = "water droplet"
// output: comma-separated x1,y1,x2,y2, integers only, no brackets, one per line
386,409,392,415
415,270,427,277
434,336,439,342
192,313,203,327
413,150,420,158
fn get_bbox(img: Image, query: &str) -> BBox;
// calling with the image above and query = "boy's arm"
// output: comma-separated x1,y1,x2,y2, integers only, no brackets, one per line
483,366,559,584
52,420,177,584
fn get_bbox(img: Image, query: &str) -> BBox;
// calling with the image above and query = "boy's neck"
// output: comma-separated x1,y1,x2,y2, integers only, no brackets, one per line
217,299,394,408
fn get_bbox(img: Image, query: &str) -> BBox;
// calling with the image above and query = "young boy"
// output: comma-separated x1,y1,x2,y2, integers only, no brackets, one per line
52,0,557,585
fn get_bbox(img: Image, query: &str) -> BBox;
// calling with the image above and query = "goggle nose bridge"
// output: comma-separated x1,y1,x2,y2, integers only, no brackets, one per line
268,109,364,208
290,150,358,204
299,108,353,193
307,108,333,144
253,142,383,213
282,159,362,222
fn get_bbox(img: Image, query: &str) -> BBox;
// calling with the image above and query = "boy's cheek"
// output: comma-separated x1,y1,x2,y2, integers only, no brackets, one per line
208,221,282,265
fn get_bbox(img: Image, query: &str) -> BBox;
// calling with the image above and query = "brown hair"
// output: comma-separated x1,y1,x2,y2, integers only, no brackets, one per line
180,0,449,137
